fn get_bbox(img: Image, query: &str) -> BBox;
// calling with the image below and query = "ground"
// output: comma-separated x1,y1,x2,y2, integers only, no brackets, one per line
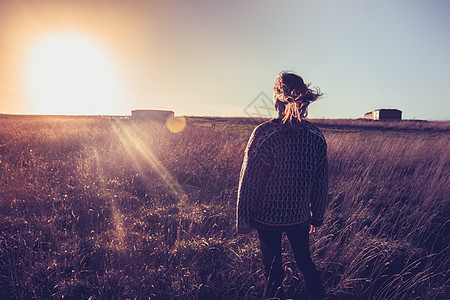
0,115,448,299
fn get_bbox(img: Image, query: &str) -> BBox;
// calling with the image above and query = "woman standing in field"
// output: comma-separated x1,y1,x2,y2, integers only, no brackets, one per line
237,72,328,300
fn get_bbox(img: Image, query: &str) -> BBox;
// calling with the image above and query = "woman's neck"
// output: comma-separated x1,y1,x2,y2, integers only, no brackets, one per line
275,114,307,125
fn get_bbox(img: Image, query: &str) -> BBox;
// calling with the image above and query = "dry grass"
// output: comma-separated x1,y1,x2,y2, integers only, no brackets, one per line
0,115,448,299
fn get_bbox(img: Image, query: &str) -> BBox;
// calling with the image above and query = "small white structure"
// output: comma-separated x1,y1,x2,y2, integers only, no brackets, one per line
131,110,174,122
364,109,402,120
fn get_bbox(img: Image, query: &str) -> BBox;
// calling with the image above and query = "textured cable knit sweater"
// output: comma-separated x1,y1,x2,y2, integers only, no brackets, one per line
236,118,328,234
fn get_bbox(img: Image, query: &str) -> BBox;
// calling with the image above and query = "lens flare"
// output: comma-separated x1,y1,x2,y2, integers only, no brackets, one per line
166,115,186,133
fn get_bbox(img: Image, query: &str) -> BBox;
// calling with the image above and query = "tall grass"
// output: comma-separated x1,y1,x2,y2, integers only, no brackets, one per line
0,116,448,299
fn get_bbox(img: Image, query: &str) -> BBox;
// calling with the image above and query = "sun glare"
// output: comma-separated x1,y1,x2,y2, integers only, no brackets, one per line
26,33,123,115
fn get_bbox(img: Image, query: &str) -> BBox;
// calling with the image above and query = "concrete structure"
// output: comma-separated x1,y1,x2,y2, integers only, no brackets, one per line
131,110,174,122
364,109,402,120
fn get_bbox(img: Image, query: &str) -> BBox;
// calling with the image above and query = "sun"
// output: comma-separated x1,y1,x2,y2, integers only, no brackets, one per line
25,33,123,115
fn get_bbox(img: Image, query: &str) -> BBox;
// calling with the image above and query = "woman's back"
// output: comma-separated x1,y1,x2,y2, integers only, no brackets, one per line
238,118,328,232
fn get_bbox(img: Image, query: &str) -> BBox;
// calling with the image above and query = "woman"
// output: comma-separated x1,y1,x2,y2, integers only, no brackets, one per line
237,72,328,300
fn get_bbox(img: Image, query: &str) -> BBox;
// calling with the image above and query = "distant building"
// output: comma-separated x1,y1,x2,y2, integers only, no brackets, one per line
364,109,402,120
131,110,174,122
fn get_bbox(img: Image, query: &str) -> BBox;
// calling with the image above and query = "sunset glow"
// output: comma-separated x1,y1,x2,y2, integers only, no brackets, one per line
25,33,123,115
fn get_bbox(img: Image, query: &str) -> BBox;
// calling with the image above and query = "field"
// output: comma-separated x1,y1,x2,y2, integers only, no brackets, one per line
0,115,449,299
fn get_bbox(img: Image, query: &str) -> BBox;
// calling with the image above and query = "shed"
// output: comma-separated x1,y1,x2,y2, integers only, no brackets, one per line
131,110,174,122
364,109,402,120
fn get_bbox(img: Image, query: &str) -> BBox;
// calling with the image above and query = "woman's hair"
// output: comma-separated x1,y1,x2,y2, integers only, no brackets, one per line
273,72,322,124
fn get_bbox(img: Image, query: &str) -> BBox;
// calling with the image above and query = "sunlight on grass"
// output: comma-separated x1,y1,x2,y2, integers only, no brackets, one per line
110,121,187,206
93,149,125,250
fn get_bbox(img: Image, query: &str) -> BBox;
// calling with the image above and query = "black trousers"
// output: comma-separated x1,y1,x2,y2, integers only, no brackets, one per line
257,226,325,300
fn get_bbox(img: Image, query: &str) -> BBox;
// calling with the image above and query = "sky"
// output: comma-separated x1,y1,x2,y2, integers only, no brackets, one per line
0,0,449,120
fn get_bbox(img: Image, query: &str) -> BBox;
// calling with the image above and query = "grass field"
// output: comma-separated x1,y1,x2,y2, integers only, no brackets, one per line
0,115,449,299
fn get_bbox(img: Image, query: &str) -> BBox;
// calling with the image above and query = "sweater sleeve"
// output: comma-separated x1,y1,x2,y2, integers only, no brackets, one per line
236,128,273,234
310,139,328,227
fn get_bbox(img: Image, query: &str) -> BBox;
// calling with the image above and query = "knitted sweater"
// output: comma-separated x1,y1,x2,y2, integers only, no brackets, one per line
236,118,328,234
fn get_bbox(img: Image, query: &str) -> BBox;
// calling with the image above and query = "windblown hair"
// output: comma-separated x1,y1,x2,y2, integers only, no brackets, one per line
274,72,322,124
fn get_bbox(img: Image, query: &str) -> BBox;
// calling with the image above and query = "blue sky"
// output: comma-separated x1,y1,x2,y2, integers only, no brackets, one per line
0,0,449,119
